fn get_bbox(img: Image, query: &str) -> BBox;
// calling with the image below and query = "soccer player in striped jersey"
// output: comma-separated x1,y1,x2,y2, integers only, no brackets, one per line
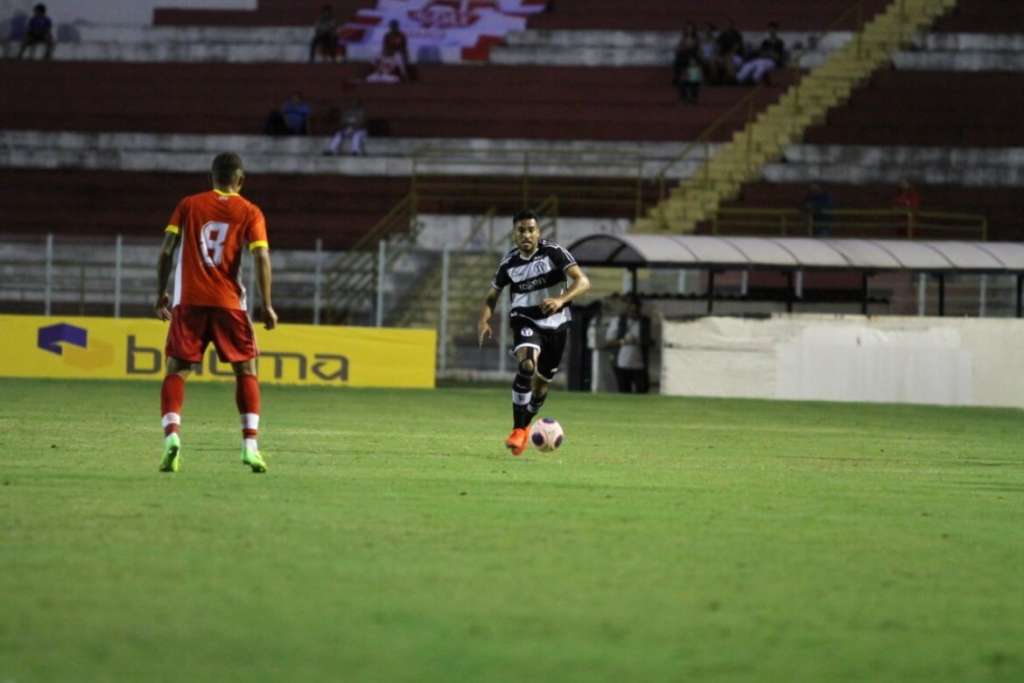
477,210,591,455
155,153,278,473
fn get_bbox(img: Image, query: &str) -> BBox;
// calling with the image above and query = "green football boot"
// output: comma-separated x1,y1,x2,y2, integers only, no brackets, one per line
159,433,181,473
241,446,268,474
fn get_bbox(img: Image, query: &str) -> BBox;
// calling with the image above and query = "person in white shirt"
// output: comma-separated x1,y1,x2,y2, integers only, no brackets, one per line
604,296,651,394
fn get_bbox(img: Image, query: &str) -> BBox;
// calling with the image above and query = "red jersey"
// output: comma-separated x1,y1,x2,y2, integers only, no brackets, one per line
165,190,269,310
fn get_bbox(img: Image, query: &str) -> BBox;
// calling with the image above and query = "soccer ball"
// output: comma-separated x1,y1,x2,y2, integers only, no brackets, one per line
530,418,564,452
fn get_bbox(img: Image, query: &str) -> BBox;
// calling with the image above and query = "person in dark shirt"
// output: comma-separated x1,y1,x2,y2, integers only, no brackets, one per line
309,4,338,63
381,20,411,81
802,183,836,237
18,3,54,60
761,22,787,67
714,18,744,84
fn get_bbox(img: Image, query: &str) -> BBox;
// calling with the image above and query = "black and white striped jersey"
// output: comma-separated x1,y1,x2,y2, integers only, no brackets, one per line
491,239,578,330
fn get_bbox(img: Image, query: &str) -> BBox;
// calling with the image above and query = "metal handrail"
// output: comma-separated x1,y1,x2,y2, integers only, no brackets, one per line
711,207,988,240
410,146,647,218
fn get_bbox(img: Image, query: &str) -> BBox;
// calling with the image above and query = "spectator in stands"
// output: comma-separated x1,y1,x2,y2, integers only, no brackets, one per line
324,100,367,156
18,4,54,60
699,23,718,65
381,20,411,81
714,17,744,83
892,179,921,211
736,23,786,85
672,23,700,86
604,296,651,394
264,92,311,136
678,56,703,104
802,183,835,237
309,4,339,63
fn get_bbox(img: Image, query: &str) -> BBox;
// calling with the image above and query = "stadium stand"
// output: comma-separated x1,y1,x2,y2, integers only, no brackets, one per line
525,0,890,31
153,0,376,27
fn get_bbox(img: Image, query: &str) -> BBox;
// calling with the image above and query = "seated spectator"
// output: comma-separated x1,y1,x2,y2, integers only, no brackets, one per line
324,100,367,156
365,55,402,84
761,22,787,67
381,20,411,81
699,23,718,65
892,179,921,211
264,92,311,136
713,18,744,84
678,56,702,104
309,4,338,63
671,22,699,85
18,4,54,60
802,183,835,237
736,23,786,85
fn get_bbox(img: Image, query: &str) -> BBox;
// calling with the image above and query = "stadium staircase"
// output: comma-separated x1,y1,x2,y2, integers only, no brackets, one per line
634,0,958,234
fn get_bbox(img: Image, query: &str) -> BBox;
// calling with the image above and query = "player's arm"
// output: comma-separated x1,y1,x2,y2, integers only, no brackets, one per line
478,285,501,347
541,264,590,315
252,246,278,330
155,230,180,321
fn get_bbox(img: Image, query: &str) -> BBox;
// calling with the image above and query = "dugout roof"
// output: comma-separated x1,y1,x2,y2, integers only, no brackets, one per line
566,234,1024,274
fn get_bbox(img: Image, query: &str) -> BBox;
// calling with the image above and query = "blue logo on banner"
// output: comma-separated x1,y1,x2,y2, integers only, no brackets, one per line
37,323,88,355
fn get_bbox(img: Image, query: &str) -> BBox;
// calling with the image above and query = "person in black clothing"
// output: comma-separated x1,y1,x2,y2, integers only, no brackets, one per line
18,3,54,60
714,18,744,84
309,5,338,63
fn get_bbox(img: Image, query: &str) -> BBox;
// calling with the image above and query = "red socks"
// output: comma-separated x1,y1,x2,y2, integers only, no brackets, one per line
235,374,261,439
161,373,261,441
160,374,185,436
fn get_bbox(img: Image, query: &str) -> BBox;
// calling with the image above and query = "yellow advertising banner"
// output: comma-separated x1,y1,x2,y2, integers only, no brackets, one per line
0,315,435,388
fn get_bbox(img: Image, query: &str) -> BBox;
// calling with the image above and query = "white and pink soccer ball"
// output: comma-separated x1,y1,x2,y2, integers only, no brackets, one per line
530,418,564,452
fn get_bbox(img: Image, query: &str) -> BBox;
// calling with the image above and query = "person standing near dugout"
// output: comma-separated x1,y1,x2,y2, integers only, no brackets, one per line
478,210,591,455
155,153,278,474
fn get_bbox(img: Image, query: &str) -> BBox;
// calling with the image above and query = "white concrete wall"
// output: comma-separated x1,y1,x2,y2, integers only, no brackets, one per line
5,0,256,26
661,315,1024,407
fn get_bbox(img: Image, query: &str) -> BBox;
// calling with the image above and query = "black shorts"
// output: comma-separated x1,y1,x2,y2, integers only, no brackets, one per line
512,320,568,382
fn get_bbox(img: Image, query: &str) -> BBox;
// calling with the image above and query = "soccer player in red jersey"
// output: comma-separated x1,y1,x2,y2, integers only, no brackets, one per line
155,153,278,473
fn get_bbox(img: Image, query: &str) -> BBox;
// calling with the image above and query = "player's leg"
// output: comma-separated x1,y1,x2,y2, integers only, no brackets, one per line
232,358,266,473
512,346,537,428
210,308,266,473
160,305,205,472
506,324,540,455
159,356,192,472
528,327,568,418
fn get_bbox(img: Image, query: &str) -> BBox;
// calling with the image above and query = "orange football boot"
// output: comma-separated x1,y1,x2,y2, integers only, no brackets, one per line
505,427,530,456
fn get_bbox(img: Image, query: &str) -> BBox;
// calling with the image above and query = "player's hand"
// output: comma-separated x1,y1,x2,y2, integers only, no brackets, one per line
155,293,172,321
478,319,492,347
541,297,564,315
262,305,278,330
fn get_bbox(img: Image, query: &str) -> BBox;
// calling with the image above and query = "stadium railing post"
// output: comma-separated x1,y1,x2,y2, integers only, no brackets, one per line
247,249,256,317
44,233,54,316
498,286,510,373
978,274,987,317
375,239,386,327
438,245,450,374
313,238,323,325
917,273,927,316
114,234,123,318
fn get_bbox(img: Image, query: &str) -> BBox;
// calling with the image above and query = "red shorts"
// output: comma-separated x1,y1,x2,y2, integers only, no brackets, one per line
165,305,258,364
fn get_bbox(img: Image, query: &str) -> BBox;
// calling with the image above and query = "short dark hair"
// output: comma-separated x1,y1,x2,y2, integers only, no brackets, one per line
512,209,540,225
34,4,46,13
211,152,244,186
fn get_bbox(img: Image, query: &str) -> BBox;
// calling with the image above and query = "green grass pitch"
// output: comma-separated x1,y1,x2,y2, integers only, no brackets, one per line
1,378,1022,682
